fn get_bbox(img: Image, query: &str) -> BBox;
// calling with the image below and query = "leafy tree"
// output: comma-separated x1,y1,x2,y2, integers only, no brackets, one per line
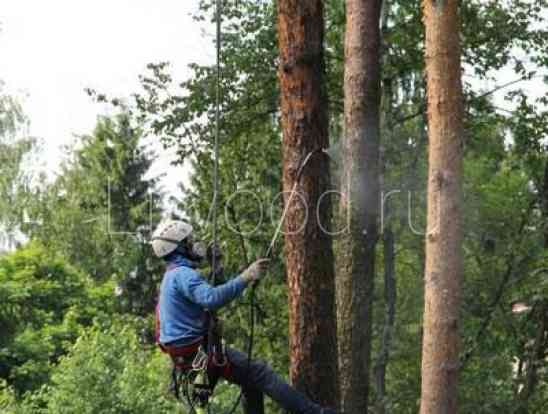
38,319,178,414
26,113,163,315
0,242,114,395
0,380,20,414
0,81,36,250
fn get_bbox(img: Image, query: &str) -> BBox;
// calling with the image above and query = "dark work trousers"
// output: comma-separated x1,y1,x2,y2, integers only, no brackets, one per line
220,347,334,414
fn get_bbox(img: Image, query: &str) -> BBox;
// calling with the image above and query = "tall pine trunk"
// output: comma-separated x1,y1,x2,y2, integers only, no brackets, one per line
337,0,383,412
420,1,465,413
277,0,338,406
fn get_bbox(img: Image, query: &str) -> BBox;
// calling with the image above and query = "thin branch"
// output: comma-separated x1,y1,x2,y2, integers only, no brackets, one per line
394,75,544,126
461,199,537,368
475,75,544,102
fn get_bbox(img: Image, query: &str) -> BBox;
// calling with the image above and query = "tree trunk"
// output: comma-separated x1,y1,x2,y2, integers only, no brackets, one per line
337,0,383,413
420,1,465,413
542,161,548,248
374,227,397,414
514,300,548,414
277,0,338,407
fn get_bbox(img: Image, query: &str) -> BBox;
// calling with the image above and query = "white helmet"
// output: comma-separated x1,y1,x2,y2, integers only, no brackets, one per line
151,220,193,258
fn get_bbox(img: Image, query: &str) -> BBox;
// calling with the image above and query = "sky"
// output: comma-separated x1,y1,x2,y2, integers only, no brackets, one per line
0,0,217,197
0,1,545,197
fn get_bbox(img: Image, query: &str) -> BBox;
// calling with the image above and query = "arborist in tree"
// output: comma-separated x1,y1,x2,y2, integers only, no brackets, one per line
152,219,336,414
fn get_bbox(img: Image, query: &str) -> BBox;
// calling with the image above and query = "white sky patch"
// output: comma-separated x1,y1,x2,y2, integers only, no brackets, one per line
0,0,216,196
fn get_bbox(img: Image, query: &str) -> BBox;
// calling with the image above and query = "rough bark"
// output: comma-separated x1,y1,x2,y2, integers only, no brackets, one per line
277,0,338,407
374,228,397,414
374,9,397,410
336,0,383,413
419,1,465,413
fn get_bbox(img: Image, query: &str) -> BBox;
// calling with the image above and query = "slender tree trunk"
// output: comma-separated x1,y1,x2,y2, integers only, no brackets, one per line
374,227,397,414
277,0,338,406
420,1,465,413
337,1,382,413
374,10,397,410
542,161,548,248
514,300,548,414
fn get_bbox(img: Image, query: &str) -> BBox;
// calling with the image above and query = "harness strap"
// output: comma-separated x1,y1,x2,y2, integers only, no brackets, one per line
161,339,203,370
161,339,202,357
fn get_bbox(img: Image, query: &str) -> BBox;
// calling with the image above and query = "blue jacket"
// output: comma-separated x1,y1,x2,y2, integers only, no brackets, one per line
158,254,248,345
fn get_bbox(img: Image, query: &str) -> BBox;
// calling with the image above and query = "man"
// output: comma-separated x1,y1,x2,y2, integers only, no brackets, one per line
152,220,335,414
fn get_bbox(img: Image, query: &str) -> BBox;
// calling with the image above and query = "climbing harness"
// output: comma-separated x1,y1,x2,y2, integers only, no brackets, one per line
167,338,231,412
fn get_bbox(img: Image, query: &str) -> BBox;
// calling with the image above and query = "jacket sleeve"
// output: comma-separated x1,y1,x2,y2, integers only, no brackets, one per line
177,269,248,310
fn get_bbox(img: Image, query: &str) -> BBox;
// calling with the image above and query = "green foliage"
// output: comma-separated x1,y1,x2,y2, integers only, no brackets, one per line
0,81,25,138
0,242,115,395
0,379,19,414
38,319,178,414
0,82,36,249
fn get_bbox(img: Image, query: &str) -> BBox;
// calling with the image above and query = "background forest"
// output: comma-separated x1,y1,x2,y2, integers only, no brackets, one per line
1,0,548,413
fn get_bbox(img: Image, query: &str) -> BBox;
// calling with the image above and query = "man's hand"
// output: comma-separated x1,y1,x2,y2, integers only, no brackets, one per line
241,258,271,283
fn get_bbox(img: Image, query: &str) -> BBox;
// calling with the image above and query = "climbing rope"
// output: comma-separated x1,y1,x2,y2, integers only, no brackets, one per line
198,1,255,413
211,0,222,282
